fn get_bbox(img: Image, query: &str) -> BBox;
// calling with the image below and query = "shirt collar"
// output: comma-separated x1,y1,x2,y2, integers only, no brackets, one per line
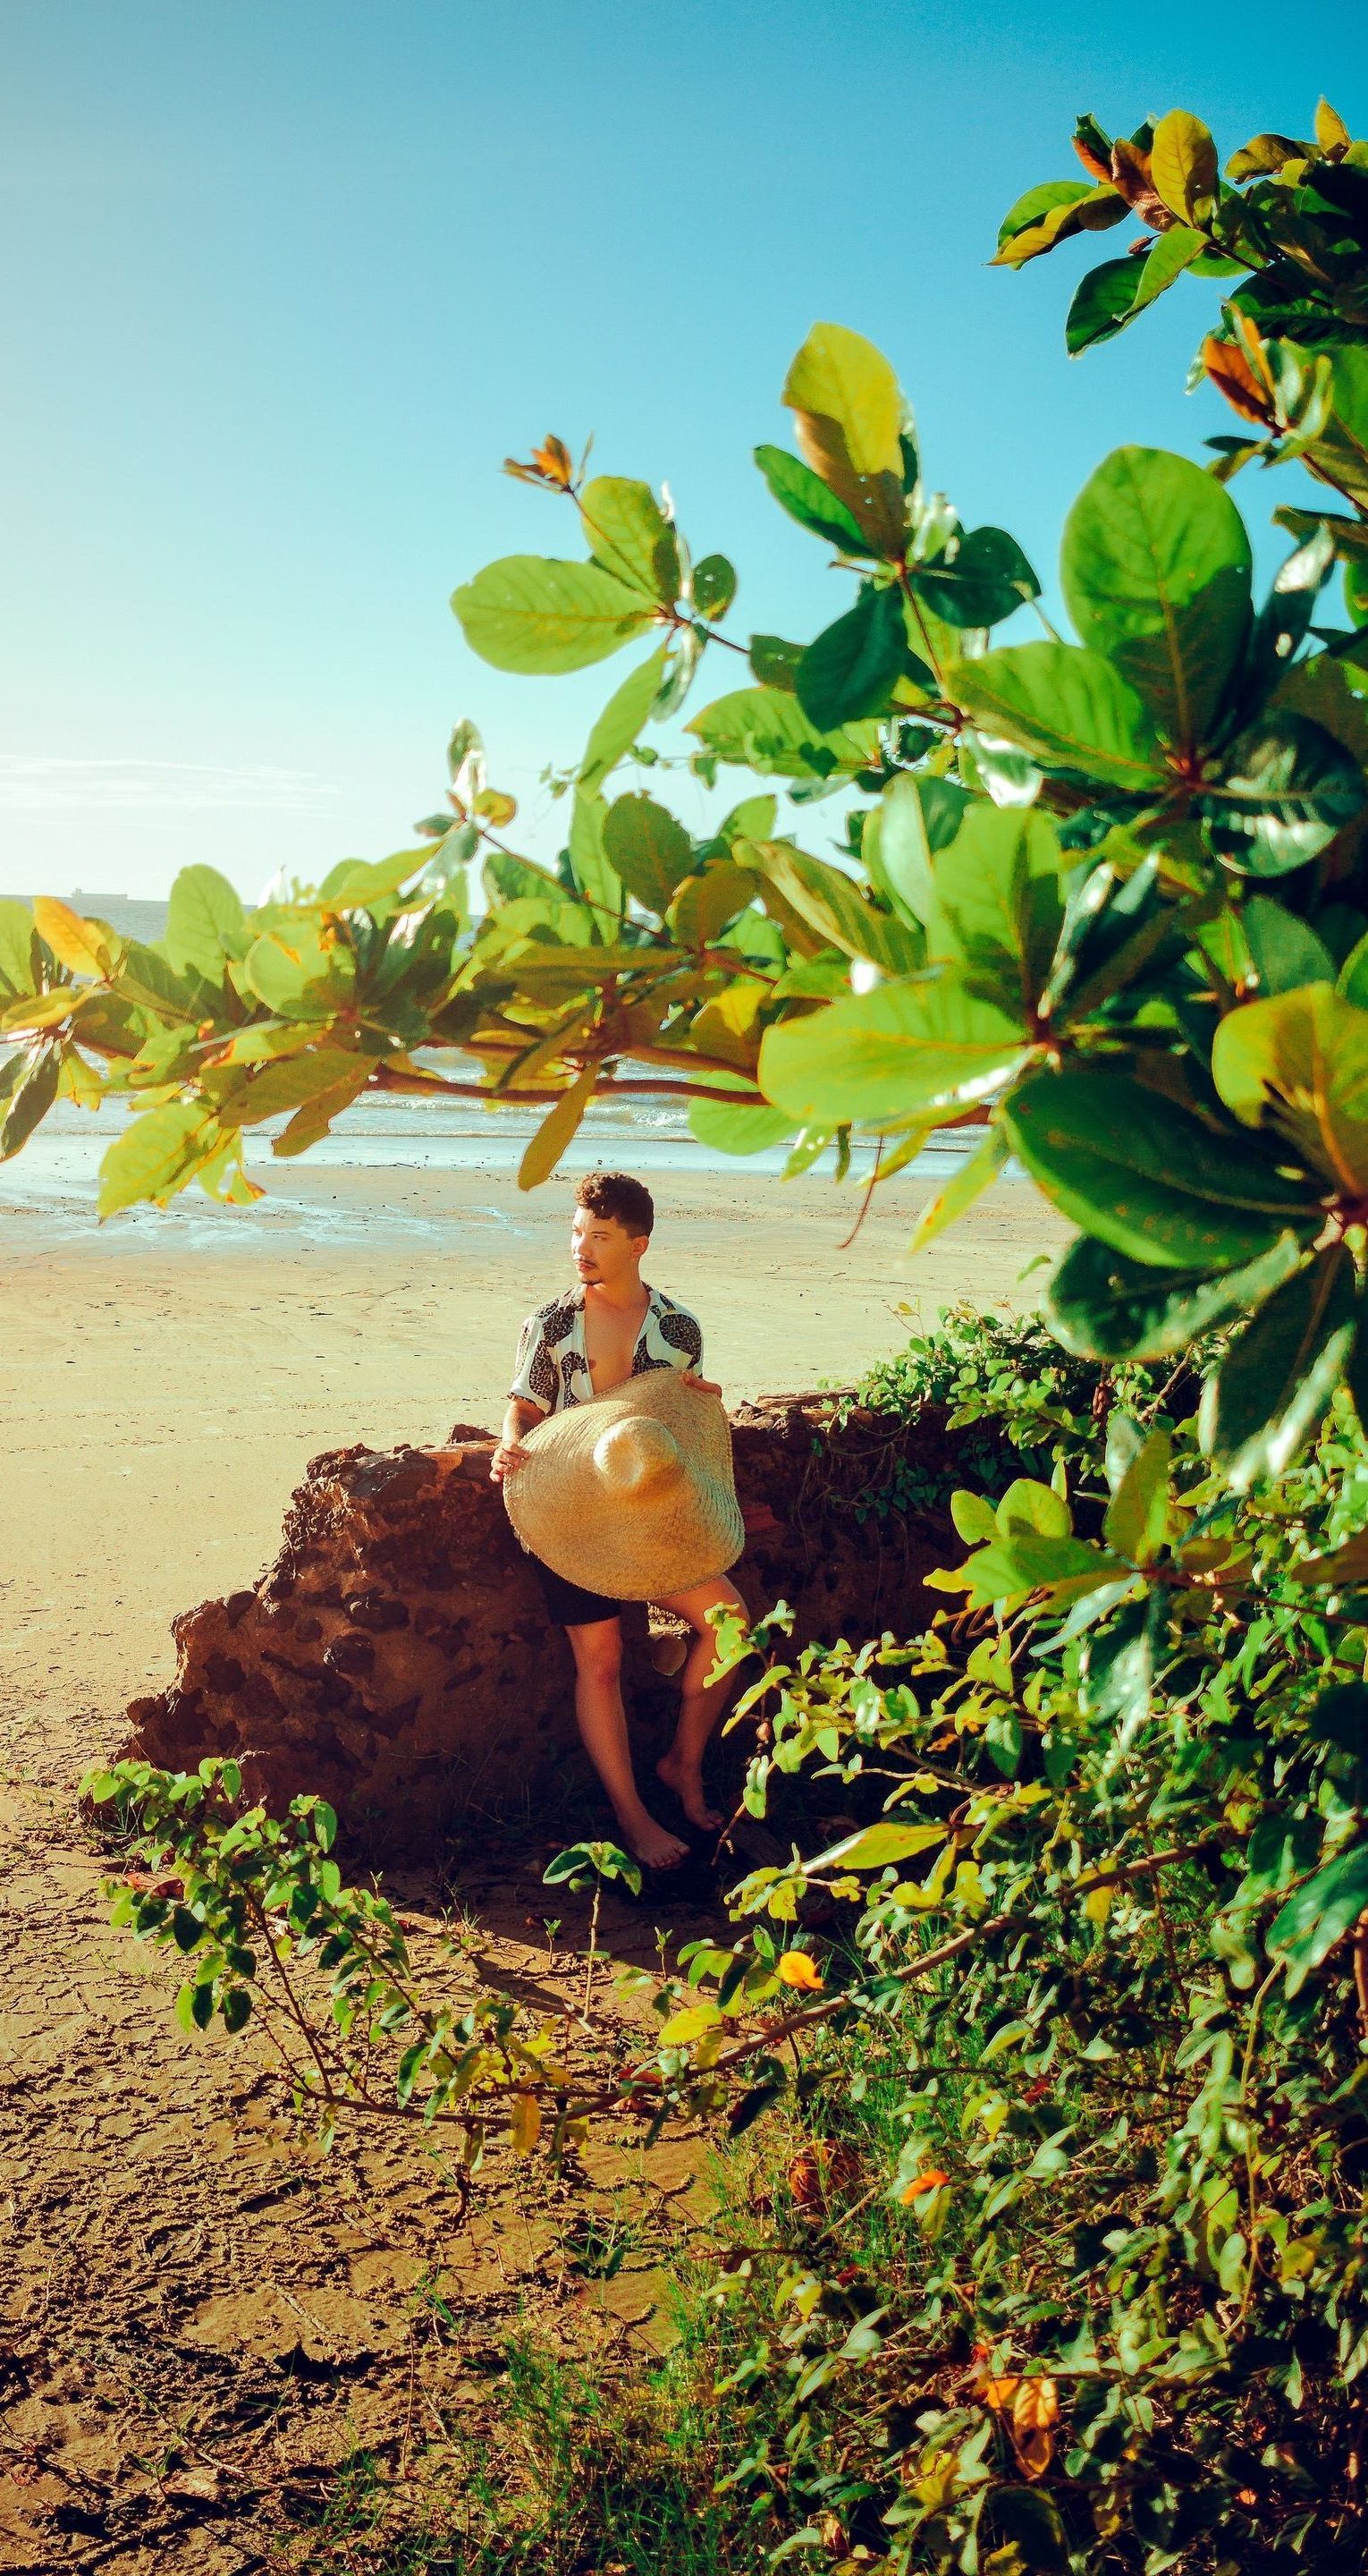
566,1281,659,1314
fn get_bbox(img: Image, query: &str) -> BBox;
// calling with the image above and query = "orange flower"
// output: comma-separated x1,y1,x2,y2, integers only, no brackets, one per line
776,1951,824,1991
899,2166,950,2203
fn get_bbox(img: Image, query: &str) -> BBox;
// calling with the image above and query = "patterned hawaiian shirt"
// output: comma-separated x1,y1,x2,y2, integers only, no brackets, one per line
509,1284,704,1417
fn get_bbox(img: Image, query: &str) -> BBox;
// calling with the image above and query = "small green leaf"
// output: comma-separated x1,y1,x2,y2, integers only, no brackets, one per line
578,645,670,794
753,445,871,555
815,1821,945,1871
518,1065,598,1191
603,794,695,914
795,583,912,729
164,866,249,979
98,1102,223,1218
908,1123,1009,1252
1270,1839,1368,1992
1212,982,1368,1194
1102,1427,1171,1564
579,477,680,605
945,641,1165,791
688,685,881,780
1199,1242,1358,1485
692,554,737,620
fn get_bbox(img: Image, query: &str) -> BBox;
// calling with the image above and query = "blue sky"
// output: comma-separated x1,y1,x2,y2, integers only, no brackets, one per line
3,0,1365,900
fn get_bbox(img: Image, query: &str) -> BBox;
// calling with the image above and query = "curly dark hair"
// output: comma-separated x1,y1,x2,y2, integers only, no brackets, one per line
574,1170,654,1238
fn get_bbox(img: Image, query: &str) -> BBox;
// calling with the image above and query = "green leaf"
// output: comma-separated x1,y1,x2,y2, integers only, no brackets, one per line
1212,983,1368,1194
931,804,1067,1007
1199,1242,1358,1484
688,686,881,780
0,1046,59,1159
687,1087,794,1156
669,861,759,950
997,178,1095,250
748,633,805,691
759,975,1032,1126
241,924,355,1021
815,1820,945,1871
1005,1065,1322,1270
795,583,911,729
452,555,657,674
910,526,1041,629
740,841,923,973
1269,1838,1368,1991
164,866,249,978
753,445,871,555
945,641,1165,791
603,794,695,914
1061,446,1252,747
1150,109,1219,223
518,1065,597,1191
98,1101,222,1217
997,1477,1071,1539
1102,1426,1171,1564
781,322,907,555
568,790,624,930
1210,712,1366,876
1046,1230,1306,1361
990,182,1127,268
1271,652,1368,769
1241,894,1334,996
692,554,737,620
577,646,670,794
867,774,970,932
579,477,680,605
1065,229,1205,354
0,900,38,998
213,1047,366,1129
908,1123,1009,1252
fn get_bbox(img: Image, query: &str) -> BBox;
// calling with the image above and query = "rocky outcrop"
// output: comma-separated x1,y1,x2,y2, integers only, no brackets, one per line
120,1395,955,1860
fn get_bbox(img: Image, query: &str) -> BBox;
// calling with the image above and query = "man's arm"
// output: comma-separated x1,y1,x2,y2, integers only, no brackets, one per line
491,1396,545,1484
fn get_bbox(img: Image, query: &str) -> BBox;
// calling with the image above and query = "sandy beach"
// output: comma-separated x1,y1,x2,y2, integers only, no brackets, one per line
3,1129,1068,1750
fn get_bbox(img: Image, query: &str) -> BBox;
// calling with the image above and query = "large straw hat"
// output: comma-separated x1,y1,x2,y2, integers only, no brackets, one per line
504,1368,745,1601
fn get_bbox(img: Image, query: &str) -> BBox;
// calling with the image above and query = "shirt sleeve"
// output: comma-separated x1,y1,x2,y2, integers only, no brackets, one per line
509,1312,555,1411
654,1304,704,1372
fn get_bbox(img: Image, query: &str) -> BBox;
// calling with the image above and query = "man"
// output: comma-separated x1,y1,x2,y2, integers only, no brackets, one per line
491,1169,747,1871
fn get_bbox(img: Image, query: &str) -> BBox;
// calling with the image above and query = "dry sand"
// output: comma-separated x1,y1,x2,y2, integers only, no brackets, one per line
0,1152,1066,2571
3,1156,1066,1737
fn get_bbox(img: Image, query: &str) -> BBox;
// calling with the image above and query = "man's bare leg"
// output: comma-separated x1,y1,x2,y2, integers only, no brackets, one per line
566,1617,689,1871
653,1577,750,1834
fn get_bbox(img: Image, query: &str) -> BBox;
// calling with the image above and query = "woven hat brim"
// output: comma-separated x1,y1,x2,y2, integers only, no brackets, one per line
505,1369,745,1601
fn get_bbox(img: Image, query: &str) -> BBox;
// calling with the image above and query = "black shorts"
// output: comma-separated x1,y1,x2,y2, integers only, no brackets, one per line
531,1551,624,1629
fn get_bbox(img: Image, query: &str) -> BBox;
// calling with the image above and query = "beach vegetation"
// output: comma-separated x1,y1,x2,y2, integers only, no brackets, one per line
46,75,1368,2576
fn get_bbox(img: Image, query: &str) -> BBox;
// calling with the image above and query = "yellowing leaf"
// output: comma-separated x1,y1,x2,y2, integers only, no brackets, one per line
776,1951,824,1992
1315,98,1352,156
32,897,120,980
508,2091,541,2154
518,1063,597,1191
1010,2376,1060,2481
1150,110,1219,225
659,2001,722,2046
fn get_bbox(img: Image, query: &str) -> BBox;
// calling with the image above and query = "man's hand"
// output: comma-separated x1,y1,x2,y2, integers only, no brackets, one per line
680,1369,722,1397
490,1441,531,1485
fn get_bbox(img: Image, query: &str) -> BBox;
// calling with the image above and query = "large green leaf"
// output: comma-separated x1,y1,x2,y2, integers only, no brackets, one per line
578,478,680,605
210,1047,367,1129
1212,982,1368,1194
164,867,249,979
931,805,1066,1009
1047,1230,1307,1360
1270,1838,1368,1992
781,323,907,556
740,841,923,975
97,1101,223,1216
865,775,970,936
1061,447,1252,749
753,445,871,555
795,583,912,729
688,1079,794,1155
758,975,1033,1125
1199,1241,1357,1486
944,642,1165,792
452,556,657,674
1004,1065,1322,1269
240,925,356,1021
687,686,880,779
669,860,758,950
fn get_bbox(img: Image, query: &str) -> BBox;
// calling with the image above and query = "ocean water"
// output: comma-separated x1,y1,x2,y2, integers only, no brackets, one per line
5,891,998,1245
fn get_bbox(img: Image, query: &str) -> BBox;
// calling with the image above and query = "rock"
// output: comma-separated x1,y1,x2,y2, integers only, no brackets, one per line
119,1397,957,1860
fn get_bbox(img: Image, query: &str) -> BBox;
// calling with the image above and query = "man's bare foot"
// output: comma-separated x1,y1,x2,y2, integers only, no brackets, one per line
616,1807,690,1871
655,1751,724,1834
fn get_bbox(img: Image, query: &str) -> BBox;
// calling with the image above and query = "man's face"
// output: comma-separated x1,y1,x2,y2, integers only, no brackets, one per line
571,1207,649,1288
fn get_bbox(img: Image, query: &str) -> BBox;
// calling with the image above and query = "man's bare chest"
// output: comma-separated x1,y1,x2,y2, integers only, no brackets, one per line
582,1297,648,1393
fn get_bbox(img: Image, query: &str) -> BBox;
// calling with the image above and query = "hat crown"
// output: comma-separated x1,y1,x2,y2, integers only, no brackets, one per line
591,1415,680,1494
